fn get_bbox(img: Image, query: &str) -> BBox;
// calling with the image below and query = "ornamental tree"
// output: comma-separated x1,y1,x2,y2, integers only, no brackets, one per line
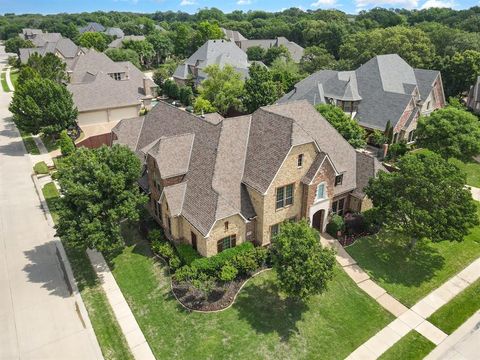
271,220,336,300
55,145,147,252
9,78,77,135
415,107,480,161
316,104,367,148
365,151,479,249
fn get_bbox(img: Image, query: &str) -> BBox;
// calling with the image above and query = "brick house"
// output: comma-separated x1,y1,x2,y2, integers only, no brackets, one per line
278,54,446,143
112,100,385,257
466,76,480,114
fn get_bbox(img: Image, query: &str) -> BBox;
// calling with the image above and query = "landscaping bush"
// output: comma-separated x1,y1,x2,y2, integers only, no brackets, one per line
51,171,59,180
175,243,201,265
179,86,193,106
58,130,75,156
162,79,179,99
148,229,166,244
175,265,198,282
326,214,345,238
254,246,269,266
219,263,238,282
231,250,259,275
362,208,382,234
33,161,49,175
169,255,181,271
157,242,175,259
386,142,408,161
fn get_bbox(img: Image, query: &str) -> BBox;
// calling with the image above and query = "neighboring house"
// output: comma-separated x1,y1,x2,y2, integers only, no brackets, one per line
66,49,156,127
173,39,252,86
19,32,84,64
104,27,124,39
222,27,304,63
20,28,43,40
239,37,305,63
108,35,146,49
112,100,384,257
466,76,480,114
79,22,106,34
278,54,446,143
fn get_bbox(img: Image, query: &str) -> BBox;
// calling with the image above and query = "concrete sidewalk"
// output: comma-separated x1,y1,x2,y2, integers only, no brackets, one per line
0,47,103,360
321,233,480,360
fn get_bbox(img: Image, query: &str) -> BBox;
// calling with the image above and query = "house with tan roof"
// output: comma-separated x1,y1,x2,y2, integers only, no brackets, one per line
278,54,445,144
112,100,385,257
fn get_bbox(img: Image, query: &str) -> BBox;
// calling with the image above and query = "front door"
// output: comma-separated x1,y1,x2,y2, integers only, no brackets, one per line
312,210,324,232
191,232,197,251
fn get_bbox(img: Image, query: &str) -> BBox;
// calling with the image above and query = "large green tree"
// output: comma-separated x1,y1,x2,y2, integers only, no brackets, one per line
316,104,367,148
339,26,435,68
146,31,174,66
263,45,290,66
55,145,147,252
5,37,33,55
243,63,280,113
122,39,155,68
366,151,479,249
271,220,335,300
9,78,77,135
104,48,141,68
416,107,480,161
26,53,67,83
270,57,304,93
300,45,336,74
77,31,109,51
197,64,244,115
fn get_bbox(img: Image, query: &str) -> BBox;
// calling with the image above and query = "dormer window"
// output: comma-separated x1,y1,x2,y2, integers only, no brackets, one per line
335,174,343,186
111,72,122,81
297,154,304,167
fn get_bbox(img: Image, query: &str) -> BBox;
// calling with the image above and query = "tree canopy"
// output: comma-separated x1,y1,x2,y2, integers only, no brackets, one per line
415,107,480,161
104,48,141,68
315,104,367,148
9,78,77,135
5,37,34,55
243,63,280,113
26,53,67,83
77,31,109,51
271,220,336,300
365,151,479,248
55,145,147,252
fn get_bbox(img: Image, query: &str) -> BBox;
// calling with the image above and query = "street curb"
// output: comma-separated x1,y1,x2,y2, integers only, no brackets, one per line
31,174,104,360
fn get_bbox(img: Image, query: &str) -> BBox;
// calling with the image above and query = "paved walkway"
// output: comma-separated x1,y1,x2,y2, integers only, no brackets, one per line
5,65,14,91
425,310,480,360
321,234,480,359
0,47,102,360
469,186,480,201
87,250,156,360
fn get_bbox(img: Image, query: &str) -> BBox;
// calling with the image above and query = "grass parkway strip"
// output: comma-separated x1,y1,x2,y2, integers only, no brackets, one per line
378,331,435,360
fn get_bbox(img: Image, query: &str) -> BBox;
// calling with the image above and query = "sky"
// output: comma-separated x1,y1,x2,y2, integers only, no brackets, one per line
0,0,477,16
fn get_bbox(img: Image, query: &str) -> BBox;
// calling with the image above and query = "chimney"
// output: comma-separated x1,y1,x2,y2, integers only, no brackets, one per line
143,78,152,97
382,143,389,160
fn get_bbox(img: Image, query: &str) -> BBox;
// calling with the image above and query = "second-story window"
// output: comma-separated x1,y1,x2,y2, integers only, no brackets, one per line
316,183,326,200
297,154,303,167
112,72,122,80
335,174,343,186
276,184,294,209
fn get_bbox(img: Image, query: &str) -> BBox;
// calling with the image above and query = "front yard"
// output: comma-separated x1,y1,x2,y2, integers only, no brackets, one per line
450,158,480,188
107,226,394,360
346,203,480,307
378,331,435,360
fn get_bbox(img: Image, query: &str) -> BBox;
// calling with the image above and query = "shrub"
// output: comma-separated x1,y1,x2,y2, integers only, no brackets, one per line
219,263,238,282
148,229,165,243
51,171,59,180
58,130,75,156
193,97,216,114
369,129,387,146
254,247,269,267
326,214,345,238
386,142,408,161
179,86,194,106
34,161,49,174
231,250,258,275
162,79,179,99
191,272,216,299
169,255,181,270
363,208,382,234
157,242,175,259
175,265,198,282
175,243,201,265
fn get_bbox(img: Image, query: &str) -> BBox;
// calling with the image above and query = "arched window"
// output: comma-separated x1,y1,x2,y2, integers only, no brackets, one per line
316,182,326,200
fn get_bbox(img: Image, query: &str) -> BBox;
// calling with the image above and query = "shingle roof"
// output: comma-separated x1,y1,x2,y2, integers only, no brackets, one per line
19,36,82,64
105,27,124,38
221,28,247,42
113,100,360,236
238,37,305,62
173,39,250,81
353,151,387,198
79,22,105,34
302,152,327,184
30,32,62,47
278,54,441,131
162,183,187,216
108,35,146,49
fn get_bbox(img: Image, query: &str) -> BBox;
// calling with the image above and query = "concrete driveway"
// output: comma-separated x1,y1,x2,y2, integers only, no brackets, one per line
0,47,102,359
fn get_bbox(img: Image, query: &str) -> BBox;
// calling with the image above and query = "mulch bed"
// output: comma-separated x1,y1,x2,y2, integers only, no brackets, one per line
171,267,269,312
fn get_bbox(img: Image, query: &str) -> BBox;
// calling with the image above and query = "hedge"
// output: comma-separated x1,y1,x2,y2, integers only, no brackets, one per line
175,243,201,265
33,161,49,174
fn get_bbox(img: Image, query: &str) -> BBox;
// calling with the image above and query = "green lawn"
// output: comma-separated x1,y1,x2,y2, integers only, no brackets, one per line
1,71,9,92
40,133,60,152
18,129,40,155
428,278,480,334
450,158,480,188
107,226,394,360
42,183,133,360
10,69,18,90
346,203,480,307
379,331,435,360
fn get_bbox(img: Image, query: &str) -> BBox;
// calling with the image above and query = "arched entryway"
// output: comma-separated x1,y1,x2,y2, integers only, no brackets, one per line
312,209,325,232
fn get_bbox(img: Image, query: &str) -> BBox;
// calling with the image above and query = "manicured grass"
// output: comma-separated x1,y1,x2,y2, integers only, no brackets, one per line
40,133,60,152
346,203,480,307
41,183,133,360
428,278,480,334
1,71,9,92
10,69,18,90
450,158,480,188
107,226,394,360
379,331,435,360
18,129,40,155
33,161,49,175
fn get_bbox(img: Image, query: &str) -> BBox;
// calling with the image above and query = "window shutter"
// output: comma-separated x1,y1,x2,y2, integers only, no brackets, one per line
231,235,236,247
217,240,223,253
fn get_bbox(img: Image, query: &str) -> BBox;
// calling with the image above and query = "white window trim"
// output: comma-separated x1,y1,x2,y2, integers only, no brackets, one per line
315,182,327,203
